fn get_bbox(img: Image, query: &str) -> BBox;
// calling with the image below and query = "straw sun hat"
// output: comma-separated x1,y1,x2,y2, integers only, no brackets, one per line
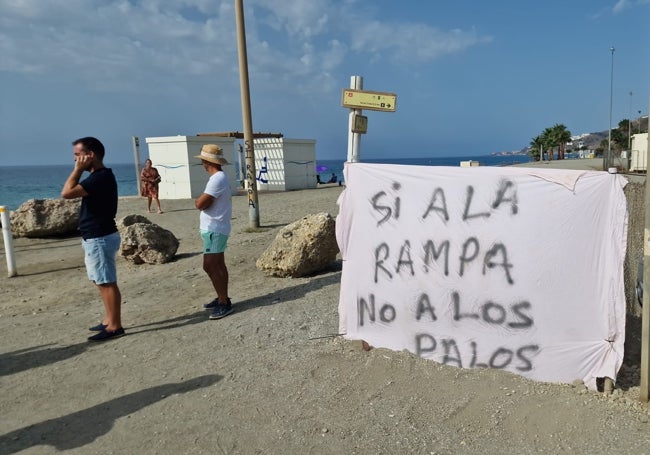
195,144,229,165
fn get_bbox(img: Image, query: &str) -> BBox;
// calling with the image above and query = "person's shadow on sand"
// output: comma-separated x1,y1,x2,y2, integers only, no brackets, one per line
126,269,343,329
0,374,222,454
234,268,342,313
0,343,89,377
1,311,210,377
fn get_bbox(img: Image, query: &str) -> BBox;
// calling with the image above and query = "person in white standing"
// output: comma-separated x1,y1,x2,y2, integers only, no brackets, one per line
194,144,234,319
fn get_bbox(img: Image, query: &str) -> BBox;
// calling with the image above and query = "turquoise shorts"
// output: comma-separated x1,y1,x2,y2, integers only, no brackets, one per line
200,230,229,254
82,231,120,284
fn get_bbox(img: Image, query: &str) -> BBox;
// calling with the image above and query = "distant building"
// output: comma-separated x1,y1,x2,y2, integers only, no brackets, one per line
630,133,648,172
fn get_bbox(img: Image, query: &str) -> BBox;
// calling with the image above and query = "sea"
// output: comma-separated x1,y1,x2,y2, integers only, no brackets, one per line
0,155,530,211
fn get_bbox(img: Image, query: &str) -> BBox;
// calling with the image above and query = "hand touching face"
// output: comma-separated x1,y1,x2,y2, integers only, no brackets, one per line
73,143,94,171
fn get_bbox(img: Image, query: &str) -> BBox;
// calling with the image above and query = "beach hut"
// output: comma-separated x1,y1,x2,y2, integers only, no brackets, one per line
253,137,317,191
630,133,648,172
145,135,238,199
196,132,317,191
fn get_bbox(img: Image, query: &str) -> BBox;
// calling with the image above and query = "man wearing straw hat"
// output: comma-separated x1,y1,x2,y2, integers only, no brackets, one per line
195,144,234,319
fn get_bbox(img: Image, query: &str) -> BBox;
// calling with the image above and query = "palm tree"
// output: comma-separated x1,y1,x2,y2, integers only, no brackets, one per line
529,135,544,161
616,119,631,150
531,124,572,160
598,139,609,157
551,124,571,160
611,128,625,152
541,127,557,160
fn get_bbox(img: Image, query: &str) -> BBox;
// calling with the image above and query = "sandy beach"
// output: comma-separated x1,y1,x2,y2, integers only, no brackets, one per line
2,162,650,454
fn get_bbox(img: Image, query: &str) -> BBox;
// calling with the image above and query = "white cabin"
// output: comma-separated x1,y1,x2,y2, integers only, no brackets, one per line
145,135,238,199
253,138,317,191
630,133,649,172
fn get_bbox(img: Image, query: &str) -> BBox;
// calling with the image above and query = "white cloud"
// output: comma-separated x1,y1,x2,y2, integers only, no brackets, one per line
613,0,650,13
350,21,491,63
0,0,490,96
251,0,332,38
321,40,347,72
0,1,235,90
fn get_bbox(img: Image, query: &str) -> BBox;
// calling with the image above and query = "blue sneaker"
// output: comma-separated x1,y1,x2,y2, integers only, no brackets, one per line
204,297,231,310
203,298,219,310
89,323,107,332
209,300,234,320
87,327,125,341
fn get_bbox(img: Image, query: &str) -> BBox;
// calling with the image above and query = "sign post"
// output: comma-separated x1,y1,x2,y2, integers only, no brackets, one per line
346,76,363,163
342,76,397,163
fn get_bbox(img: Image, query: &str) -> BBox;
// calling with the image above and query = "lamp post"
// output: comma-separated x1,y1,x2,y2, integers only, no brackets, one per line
235,0,260,228
629,91,633,150
606,46,615,169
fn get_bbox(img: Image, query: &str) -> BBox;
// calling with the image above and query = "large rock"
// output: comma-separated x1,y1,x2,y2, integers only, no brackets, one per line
10,198,81,238
116,214,152,230
117,215,179,264
256,212,339,277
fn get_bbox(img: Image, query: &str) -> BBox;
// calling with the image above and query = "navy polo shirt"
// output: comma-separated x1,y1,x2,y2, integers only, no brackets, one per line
79,167,118,240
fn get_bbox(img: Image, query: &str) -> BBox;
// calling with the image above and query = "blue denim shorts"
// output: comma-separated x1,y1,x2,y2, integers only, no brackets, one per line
200,230,229,254
82,231,120,284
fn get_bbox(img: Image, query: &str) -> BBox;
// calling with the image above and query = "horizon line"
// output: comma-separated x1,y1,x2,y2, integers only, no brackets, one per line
0,152,528,168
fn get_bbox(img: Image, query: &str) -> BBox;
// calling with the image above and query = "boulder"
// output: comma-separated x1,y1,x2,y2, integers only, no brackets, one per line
117,214,152,230
117,215,179,264
256,212,339,277
10,198,81,238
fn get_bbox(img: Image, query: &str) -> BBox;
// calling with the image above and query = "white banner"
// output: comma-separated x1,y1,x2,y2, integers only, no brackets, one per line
336,163,628,389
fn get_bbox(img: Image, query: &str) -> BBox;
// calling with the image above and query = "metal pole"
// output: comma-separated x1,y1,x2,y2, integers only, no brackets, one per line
629,91,633,151
132,136,141,196
641,95,650,402
238,143,245,188
347,75,363,163
235,0,259,228
607,46,615,170
0,206,17,277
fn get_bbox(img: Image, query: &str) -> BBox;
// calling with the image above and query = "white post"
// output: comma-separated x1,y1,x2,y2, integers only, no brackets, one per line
0,206,17,277
606,46,615,170
347,75,363,163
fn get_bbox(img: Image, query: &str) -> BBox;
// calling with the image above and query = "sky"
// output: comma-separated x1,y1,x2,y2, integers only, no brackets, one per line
1,0,649,166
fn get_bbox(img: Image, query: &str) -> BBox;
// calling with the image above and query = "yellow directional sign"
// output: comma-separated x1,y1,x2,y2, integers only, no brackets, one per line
341,89,397,112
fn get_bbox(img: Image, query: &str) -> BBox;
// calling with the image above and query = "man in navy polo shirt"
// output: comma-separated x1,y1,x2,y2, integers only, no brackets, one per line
62,137,124,341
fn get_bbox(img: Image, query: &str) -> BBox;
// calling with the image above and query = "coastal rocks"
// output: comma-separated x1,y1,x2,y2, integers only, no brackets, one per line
117,215,179,264
10,198,81,238
256,212,339,277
